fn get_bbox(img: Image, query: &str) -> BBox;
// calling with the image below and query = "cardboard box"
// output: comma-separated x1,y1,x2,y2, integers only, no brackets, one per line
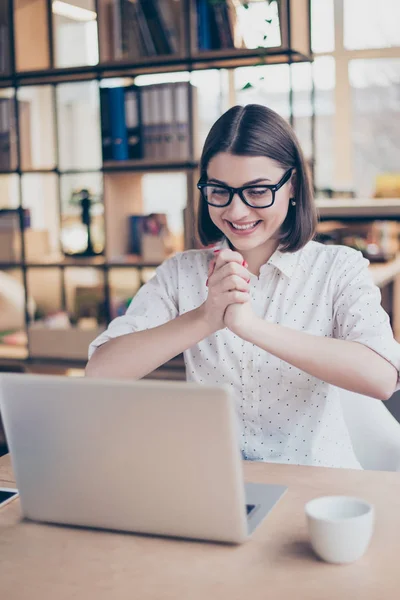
28,324,105,361
0,229,50,263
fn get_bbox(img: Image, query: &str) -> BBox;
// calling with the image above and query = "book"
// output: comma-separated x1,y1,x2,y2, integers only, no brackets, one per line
120,0,144,58
128,215,145,254
226,0,244,49
124,86,143,160
100,88,113,161
141,87,154,160
138,0,172,55
173,82,190,160
131,0,157,56
0,98,17,171
154,0,180,54
196,0,212,50
210,1,234,49
74,285,107,323
0,208,30,230
0,2,10,75
18,100,33,170
100,82,195,162
108,87,129,160
160,84,176,161
128,213,171,260
141,213,171,262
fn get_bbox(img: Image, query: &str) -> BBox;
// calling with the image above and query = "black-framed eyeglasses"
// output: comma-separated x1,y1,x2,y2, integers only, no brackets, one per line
197,168,293,209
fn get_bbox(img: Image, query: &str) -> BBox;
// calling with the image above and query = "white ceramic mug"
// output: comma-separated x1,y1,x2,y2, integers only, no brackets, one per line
305,495,375,564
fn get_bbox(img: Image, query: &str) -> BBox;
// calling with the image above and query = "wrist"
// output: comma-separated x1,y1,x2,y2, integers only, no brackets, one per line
191,304,219,337
239,314,264,342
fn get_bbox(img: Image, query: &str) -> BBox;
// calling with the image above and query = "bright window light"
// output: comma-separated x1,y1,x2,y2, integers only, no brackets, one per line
134,72,190,86
52,1,96,22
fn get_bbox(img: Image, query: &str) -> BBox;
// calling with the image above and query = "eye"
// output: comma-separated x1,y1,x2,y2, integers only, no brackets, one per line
211,187,229,195
246,187,270,197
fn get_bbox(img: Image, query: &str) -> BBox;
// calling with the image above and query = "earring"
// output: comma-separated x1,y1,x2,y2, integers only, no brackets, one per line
290,198,296,206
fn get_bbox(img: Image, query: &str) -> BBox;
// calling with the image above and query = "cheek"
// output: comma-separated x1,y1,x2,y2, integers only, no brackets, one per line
208,208,223,228
261,202,289,228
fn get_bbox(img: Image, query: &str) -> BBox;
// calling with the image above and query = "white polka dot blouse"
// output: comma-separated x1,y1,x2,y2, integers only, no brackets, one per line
89,241,400,469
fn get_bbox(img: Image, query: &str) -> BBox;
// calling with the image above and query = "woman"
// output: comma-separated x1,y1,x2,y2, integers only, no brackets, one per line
86,104,400,468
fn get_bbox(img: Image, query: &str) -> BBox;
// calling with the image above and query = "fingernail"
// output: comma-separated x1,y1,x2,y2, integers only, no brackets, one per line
213,249,221,254
247,278,250,283
242,260,248,267
206,278,209,287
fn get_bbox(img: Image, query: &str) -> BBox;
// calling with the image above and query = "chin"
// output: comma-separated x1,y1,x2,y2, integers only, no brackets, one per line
227,237,268,253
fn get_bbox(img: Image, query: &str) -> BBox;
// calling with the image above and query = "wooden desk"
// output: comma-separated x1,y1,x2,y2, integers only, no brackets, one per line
1,454,400,599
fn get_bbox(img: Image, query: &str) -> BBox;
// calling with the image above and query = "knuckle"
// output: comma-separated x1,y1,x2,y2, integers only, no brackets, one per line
219,249,229,260
234,275,246,288
227,262,238,275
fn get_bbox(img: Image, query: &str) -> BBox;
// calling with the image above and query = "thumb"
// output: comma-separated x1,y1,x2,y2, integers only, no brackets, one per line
208,259,216,277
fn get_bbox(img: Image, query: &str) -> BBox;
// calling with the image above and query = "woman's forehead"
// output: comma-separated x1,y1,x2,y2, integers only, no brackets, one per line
207,153,283,184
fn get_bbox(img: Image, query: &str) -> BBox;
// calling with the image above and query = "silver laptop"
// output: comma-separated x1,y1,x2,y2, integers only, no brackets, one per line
0,373,287,544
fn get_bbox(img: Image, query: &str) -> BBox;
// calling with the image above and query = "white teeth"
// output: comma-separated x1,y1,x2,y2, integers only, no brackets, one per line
230,221,259,230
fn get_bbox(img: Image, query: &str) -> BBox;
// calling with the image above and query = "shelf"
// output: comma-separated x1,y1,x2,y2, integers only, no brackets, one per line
0,351,186,379
18,168,57,175
103,160,198,173
1,164,198,176
190,48,312,70
0,0,314,367
0,345,28,360
0,263,23,270
25,256,106,268
23,256,162,268
316,198,400,220
1,48,313,87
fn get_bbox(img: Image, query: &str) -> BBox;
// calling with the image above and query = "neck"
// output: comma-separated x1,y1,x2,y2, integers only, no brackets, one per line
239,239,280,277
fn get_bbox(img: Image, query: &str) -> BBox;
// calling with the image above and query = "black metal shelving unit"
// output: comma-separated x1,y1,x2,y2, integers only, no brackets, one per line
0,0,313,367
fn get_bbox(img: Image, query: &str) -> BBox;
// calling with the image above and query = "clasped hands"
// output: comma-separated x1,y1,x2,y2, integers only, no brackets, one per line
201,248,257,337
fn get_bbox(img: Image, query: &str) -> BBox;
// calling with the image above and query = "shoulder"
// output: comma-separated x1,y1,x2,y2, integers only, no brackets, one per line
299,241,368,273
172,248,214,273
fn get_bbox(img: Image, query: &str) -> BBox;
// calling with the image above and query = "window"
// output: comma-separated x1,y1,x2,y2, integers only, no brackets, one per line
344,0,400,50
349,58,400,196
312,0,400,197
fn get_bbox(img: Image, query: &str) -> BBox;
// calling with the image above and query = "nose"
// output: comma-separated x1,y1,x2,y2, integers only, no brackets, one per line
223,192,253,221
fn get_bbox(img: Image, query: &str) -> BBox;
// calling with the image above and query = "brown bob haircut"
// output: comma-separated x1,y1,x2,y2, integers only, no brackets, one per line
197,104,317,252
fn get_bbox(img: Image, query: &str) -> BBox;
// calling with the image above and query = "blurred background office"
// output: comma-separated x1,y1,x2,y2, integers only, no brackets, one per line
0,0,400,454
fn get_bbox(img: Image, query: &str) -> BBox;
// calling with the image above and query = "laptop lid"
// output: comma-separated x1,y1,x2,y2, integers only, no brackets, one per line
0,373,249,543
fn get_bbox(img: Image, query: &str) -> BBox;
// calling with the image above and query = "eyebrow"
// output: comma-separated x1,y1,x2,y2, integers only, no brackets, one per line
208,177,272,185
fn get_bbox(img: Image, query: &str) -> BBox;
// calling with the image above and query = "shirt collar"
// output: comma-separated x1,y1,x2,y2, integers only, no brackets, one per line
217,238,306,279
263,248,301,278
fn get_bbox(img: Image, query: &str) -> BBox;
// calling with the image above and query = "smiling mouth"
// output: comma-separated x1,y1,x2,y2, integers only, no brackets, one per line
228,220,262,231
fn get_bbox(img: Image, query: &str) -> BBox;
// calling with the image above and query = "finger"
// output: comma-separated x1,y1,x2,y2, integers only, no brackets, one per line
206,259,216,286
225,290,251,304
207,259,216,276
213,249,245,272
211,261,250,286
221,275,250,293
